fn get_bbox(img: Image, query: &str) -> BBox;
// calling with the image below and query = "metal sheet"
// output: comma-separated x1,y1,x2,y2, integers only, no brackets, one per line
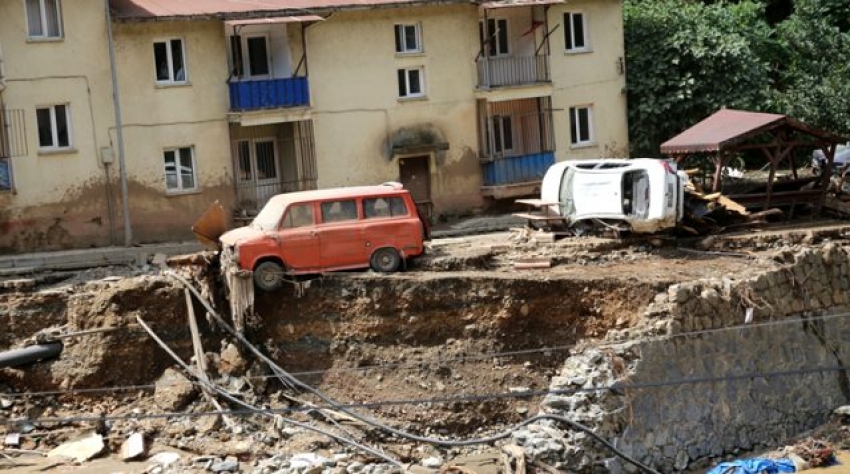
660,109,786,154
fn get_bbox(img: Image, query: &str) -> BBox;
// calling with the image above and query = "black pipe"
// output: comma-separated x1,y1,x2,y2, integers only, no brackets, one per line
0,342,63,368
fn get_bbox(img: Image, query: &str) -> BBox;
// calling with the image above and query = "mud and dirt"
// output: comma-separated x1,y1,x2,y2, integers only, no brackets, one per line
0,225,846,472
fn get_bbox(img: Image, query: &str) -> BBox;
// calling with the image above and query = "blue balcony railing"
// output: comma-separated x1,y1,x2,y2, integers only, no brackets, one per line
482,151,554,186
229,77,310,111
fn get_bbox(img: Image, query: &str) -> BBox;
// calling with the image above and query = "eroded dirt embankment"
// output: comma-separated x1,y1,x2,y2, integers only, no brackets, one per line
0,235,786,467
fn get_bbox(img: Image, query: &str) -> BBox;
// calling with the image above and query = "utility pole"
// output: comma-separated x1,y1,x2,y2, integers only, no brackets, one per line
105,0,133,246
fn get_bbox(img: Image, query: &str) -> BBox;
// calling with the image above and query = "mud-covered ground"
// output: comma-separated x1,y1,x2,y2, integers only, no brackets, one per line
0,225,846,472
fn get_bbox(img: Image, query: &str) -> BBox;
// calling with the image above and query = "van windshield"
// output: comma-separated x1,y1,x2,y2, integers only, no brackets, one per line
251,199,286,231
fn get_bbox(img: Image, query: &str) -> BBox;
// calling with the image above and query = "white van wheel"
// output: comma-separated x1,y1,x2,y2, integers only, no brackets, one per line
371,248,401,273
254,261,284,291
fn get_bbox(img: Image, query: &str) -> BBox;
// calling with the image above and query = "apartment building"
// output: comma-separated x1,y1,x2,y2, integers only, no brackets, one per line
0,0,628,253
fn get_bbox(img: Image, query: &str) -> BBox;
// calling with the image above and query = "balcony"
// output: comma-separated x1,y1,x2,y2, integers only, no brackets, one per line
483,152,554,186
228,77,310,111
477,55,549,89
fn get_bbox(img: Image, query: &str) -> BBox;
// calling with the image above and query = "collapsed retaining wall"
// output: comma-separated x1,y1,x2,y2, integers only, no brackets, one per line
517,243,850,472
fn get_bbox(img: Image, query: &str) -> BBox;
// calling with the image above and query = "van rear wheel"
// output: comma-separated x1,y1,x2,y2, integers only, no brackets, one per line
254,261,285,291
370,248,402,273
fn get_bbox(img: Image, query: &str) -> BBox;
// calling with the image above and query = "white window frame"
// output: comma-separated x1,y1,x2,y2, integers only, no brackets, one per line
569,105,594,147
397,67,425,99
163,146,198,194
394,23,423,54
153,38,188,85
36,104,72,152
25,0,63,39
480,18,510,57
564,12,589,53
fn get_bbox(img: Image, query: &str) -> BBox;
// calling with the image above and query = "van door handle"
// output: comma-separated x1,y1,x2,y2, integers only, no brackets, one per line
310,230,317,236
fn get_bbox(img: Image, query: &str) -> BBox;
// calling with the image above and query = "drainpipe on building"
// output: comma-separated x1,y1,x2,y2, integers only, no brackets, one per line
105,0,133,246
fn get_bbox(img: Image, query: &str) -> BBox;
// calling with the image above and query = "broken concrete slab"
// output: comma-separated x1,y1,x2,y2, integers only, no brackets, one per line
46,432,105,462
120,432,146,461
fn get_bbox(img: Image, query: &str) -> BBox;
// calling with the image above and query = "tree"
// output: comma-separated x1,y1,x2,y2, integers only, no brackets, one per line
771,0,850,135
624,0,774,156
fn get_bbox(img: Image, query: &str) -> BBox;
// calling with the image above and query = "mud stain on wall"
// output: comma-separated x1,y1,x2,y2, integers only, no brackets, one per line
0,177,235,254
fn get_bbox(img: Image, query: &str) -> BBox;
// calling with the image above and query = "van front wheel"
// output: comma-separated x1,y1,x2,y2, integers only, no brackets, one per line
370,248,402,273
254,261,285,291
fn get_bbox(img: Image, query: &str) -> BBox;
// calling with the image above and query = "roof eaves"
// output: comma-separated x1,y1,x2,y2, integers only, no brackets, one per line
112,0,474,22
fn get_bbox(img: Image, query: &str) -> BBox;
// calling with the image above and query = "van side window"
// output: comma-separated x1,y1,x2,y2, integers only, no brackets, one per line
364,197,409,218
321,199,358,223
282,203,314,228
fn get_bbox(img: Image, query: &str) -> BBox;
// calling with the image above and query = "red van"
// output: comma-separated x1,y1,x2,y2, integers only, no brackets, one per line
219,183,428,291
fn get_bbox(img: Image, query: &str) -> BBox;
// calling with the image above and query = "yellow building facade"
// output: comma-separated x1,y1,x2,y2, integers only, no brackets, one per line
0,0,628,253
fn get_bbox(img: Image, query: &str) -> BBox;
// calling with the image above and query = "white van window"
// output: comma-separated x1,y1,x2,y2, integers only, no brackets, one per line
282,203,314,228
321,200,358,223
364,197,408,218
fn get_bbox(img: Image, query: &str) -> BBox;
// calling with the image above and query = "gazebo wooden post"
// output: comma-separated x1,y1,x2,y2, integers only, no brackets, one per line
761,146,778,211
712,152,726,192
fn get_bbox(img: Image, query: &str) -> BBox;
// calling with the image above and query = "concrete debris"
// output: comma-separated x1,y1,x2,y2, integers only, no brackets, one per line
834,405,850,419
148,451,181,467
4,433,20,447
210,456,239,472
421,456,444,468
120,432,146,461
46,432,105,462
153,368,198,411
0,396,12,409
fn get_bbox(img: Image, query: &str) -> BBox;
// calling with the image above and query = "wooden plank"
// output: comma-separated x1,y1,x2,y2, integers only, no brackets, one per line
717,195,749,216
515,198,559,207
511,212,565,221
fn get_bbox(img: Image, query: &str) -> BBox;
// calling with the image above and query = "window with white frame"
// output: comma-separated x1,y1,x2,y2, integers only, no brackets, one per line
569,106,594,146
394,24,422,54
163,147,197,192
36,104,71,151
564,12,588,52
397,67,425,98
479,18,509,57
153,39,187,84
26,0,62,39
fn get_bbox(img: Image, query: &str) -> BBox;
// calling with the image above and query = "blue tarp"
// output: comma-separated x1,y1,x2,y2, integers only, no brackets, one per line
707,458,796,474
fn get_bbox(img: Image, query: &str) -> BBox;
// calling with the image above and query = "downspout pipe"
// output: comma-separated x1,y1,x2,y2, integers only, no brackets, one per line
105,0,133,246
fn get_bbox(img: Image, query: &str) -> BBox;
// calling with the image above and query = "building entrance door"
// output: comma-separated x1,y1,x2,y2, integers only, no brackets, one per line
399,155,431,218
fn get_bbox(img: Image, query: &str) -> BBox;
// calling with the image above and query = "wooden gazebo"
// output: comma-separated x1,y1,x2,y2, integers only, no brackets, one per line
660,109,846,211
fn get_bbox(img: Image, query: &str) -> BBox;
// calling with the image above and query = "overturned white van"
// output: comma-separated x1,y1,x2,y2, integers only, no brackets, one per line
540,158,687,234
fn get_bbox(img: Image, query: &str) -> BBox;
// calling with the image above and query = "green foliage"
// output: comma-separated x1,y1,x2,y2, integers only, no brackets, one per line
624,0,773,156
770,0,850,134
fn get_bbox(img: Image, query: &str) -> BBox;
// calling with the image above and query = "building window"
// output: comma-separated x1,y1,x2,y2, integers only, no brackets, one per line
569,106,594,146
491,115,513,154
0,158,11,191
564,12,587,52
36,104,71,150
479,18,509,57
397,67,425,98
163,147,197,192
394,24,422,54
154,39,187,84
26,0,62,39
